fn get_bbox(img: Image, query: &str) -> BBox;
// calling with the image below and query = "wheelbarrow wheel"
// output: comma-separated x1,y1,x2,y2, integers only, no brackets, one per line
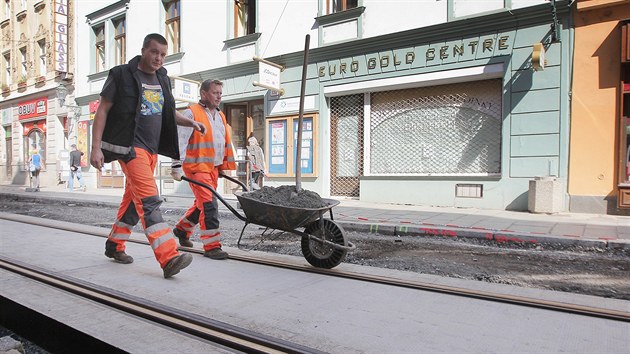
301,219,347,269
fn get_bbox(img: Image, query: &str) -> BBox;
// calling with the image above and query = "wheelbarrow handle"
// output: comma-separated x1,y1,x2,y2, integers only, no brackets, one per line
218,172,250,192
181,176,248,222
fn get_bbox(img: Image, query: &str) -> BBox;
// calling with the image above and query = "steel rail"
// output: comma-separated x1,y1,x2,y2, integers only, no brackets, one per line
0,256,323,354
2,213,629,323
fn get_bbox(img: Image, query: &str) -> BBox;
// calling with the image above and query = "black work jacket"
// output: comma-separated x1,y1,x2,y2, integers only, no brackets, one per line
100,55,180,163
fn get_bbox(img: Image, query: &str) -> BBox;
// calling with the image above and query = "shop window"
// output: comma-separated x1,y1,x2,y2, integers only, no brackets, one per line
164,0,180,55
327,0,358,14
114,17,126,65
93,24,105,72
368,80,502,176
25,129,45,168
266,115,318,178
234,0,256,38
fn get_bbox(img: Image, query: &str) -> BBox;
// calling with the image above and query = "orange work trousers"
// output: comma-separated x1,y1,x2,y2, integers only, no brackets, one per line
174,169,222,252
106,147,180,268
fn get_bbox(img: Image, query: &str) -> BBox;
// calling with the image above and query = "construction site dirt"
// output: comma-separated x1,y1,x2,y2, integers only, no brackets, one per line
1,197,628,300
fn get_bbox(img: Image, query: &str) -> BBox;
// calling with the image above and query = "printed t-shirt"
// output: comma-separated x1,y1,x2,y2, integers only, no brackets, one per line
99,68,164,154
133,70,164,154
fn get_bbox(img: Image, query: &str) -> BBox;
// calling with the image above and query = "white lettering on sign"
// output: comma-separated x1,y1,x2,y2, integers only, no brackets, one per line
54,0,68,73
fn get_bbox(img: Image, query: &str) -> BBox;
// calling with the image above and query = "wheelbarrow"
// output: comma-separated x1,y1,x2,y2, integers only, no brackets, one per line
182,174,355,269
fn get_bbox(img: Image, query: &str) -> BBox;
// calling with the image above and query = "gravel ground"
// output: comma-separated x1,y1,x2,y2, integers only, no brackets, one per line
1,196,629,301
0,329,50,354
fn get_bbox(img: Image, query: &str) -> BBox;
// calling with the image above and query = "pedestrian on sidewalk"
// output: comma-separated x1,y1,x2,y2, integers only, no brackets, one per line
68,144,86,192
90,33,206,278
247,134,265,189
27,149,42,191
170,79,236,260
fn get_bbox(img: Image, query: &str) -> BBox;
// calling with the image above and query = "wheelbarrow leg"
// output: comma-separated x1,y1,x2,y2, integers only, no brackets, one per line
237,222,249,249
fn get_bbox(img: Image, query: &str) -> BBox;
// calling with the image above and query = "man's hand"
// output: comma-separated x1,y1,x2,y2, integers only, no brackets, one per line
171,165,184,181
193,121,206,135
90,148,104,171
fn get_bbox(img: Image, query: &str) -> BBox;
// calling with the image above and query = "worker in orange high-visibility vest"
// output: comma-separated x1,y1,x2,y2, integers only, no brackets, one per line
171,79,236,260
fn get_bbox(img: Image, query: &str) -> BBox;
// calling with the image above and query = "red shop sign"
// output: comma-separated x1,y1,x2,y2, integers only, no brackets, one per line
22,120,47,136
89,100,100,113
18,98,48,120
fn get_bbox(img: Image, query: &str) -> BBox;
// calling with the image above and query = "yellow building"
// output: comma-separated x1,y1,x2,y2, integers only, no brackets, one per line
569,0,630,214
0,0,77,188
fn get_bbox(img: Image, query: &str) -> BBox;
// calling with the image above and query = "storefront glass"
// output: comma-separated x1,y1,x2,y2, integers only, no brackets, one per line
369,79,502,175
25,128,45,167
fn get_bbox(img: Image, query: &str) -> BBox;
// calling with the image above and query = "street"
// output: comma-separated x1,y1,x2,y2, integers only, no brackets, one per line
2,195,628,300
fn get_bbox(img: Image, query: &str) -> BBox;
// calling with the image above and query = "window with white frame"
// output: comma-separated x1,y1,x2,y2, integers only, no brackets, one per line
114,17,126,65
234,0,256,38
19,46,27,78
164,0,180,55
4,0,9,18
2,52,10,85
327,0,358,14
452,0,502,18
94,24,105,72
37,39,46,76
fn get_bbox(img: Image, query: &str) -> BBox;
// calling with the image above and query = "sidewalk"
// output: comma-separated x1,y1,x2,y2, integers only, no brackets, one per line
2,183,628,249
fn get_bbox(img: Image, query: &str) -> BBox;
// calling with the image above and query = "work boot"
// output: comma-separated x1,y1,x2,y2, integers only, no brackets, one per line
204,248,228,260
104,249,134,264
163,253,193,279
173,228,194,247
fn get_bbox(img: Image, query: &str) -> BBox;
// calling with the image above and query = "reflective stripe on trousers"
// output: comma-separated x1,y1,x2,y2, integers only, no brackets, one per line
177,169,222,252
107,147,180,268
174,210,200,237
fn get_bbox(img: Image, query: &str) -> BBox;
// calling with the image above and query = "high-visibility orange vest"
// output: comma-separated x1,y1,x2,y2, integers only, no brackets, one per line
183,104,237,174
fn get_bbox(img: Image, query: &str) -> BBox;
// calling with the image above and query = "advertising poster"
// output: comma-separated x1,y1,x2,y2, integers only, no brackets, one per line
77,120,89,167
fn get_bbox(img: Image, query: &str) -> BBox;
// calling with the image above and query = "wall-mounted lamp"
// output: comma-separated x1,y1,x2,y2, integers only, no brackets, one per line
56,83,82,117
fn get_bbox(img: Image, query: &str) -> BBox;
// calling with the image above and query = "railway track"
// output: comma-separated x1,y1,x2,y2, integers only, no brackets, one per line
3,212,628,324
0,256,323,354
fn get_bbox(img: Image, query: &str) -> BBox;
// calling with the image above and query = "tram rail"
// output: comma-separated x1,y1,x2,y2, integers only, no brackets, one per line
2,212,629,324
0,256,323,354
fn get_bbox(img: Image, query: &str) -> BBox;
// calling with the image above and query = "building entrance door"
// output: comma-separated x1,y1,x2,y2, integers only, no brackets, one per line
224,100,264,193
330,94,364,197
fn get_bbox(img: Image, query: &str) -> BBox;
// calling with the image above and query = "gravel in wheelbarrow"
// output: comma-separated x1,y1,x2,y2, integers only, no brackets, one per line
236,185,338,231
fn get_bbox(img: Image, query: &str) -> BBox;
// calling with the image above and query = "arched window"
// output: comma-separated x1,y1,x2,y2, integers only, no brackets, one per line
25,128,46,167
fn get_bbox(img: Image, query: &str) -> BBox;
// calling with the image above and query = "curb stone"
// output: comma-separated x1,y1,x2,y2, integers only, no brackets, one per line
1,191,626,251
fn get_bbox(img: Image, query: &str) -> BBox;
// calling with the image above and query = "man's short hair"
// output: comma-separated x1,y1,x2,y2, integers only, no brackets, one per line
143,33,168,48
200,79,223,93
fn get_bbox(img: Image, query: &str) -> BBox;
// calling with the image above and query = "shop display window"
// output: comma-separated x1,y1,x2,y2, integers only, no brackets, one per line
25,128,45,168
